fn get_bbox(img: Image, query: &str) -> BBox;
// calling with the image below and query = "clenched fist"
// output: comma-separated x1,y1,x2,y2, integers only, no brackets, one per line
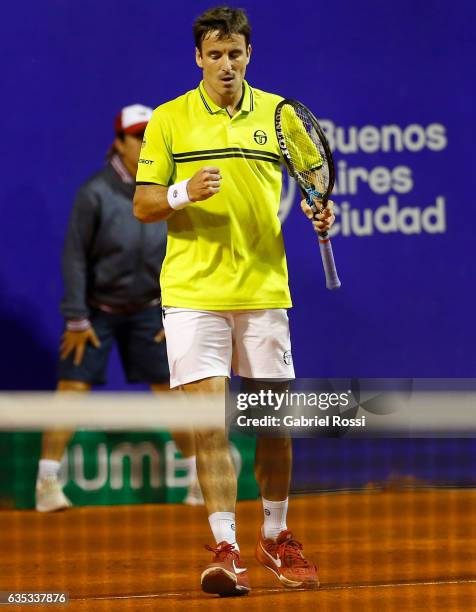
187,166,221,202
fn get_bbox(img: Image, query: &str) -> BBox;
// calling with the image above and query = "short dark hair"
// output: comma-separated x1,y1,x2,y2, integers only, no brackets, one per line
193,6,251,51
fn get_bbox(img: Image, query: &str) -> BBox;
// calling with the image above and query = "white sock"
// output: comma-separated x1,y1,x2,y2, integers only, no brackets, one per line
262,497,288,540
38,459,61,480
208,512,239,551
182,455,197,482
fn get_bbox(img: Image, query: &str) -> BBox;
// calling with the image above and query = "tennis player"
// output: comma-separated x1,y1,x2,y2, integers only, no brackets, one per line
134,6,334,596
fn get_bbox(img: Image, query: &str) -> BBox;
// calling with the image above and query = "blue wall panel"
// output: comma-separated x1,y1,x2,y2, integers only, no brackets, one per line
1,0,474,484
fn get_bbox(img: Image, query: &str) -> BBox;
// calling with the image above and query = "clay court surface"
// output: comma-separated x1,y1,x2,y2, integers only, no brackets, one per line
1,490,475,611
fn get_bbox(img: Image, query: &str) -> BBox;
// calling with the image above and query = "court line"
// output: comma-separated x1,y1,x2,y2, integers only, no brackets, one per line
66,577,476,602
2,580,474,607
321,578,476,591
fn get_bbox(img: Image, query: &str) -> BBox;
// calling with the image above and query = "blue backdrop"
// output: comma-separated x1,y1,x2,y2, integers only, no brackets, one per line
1,0,475,390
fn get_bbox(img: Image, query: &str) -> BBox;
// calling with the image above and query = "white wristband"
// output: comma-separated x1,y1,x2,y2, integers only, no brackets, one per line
167,179,191,210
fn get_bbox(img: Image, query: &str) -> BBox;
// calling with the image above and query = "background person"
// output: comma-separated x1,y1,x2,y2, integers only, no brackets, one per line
36,104,202,512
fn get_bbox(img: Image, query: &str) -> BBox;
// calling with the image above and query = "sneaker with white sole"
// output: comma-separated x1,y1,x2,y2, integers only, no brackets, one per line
201,542,250,596
255,529,319,588
35,476,72,513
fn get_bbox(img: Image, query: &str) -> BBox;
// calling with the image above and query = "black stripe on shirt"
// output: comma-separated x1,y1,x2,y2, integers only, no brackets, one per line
173,147,280,161
173,152,281,164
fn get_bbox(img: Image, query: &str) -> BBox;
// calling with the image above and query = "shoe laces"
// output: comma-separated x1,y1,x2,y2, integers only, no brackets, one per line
276,531,312,569
205,542,238,562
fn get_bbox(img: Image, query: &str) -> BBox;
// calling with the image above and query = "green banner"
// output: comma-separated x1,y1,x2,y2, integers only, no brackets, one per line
0,432,258,509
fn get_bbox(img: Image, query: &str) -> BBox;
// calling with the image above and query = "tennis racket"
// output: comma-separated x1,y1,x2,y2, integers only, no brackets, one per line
275,99,341,290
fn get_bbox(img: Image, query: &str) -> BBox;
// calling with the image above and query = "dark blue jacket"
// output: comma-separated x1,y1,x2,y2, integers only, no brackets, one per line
60,159,167,320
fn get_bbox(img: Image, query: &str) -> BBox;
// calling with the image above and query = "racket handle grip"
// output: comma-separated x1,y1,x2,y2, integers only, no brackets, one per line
319,238,341,290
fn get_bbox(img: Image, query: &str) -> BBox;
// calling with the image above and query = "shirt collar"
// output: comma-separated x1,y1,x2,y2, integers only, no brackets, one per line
110,153,134,184
198,80,254,115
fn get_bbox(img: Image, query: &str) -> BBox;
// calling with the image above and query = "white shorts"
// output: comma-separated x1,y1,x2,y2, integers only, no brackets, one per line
162,308,295,388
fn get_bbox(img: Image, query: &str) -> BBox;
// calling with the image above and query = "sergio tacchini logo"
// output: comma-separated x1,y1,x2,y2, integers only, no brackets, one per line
254,129,267,145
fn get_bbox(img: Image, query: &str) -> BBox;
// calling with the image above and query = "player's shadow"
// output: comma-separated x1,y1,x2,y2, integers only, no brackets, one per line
0,299,57,390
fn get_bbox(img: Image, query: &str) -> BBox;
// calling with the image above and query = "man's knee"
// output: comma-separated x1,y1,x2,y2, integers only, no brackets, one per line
195,428,228,450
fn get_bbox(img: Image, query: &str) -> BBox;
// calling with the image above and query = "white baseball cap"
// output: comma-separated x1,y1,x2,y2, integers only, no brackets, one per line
114,104,153,134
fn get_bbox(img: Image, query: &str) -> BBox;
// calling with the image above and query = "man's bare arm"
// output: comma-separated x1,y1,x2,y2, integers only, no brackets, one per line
134,184,173,223
133,166,222,223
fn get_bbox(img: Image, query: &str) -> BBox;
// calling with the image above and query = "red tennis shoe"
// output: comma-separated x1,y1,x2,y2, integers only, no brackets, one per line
201,542,250,597
255,530,319,588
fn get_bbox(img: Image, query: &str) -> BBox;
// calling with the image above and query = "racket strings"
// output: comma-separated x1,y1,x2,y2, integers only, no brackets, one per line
279,105,329,194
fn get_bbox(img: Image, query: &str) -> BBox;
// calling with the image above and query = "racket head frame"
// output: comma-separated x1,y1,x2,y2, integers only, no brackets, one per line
275,98,335,216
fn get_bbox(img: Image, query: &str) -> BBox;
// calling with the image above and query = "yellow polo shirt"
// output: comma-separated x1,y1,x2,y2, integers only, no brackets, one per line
136,80,292,310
